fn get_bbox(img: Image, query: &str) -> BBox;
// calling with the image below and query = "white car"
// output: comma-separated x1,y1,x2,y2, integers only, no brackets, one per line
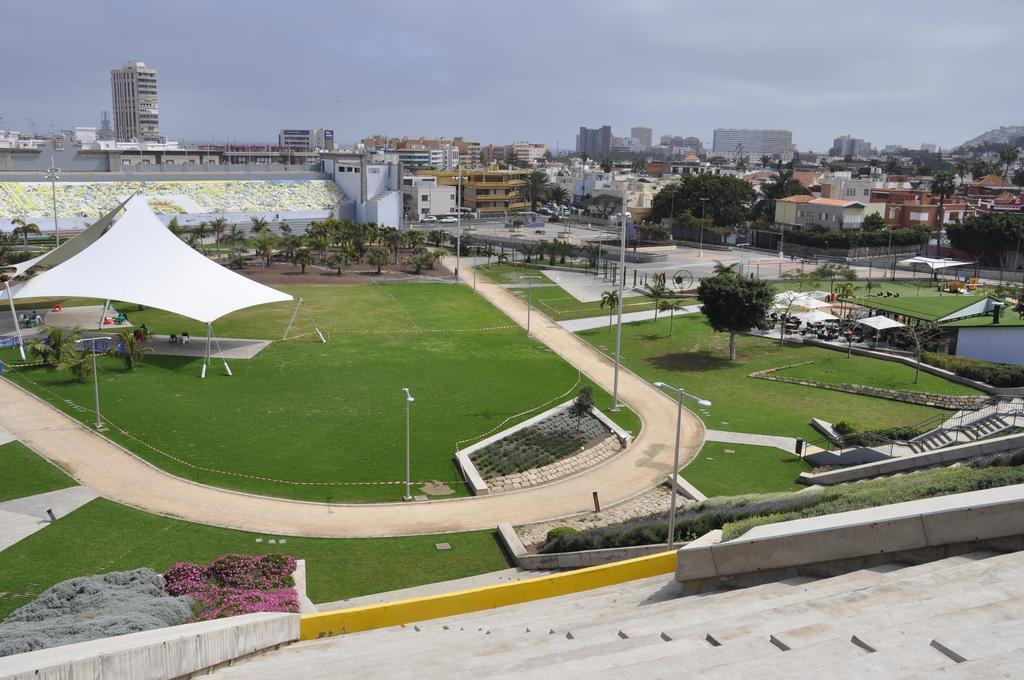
438,216,458,224
420,215,438,223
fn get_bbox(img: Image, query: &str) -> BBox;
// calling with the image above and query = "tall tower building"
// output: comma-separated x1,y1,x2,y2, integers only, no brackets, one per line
630,127,653,150
110,61,161,142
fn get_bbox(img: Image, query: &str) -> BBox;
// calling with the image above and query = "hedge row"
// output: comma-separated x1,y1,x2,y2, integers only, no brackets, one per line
922,352,1024,388
784,228,927,249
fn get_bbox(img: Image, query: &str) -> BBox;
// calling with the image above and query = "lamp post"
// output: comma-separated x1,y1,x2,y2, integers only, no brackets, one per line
698,197,709,259
402,387,414,502
44,155,62,247
78,336,112,430
735,242,750,278
518,275,543,336
611,192,627,411
454,164,466,281
653,381,712,550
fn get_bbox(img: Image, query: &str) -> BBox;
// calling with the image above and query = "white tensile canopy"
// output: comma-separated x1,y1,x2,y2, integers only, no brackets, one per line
773,291,831,311
898,256,973,271
858,315,906,331
1,195,293,322
795,309,838,323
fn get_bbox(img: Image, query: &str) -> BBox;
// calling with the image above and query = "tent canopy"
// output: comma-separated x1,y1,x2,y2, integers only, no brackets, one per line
795,309,838,323
773,291,830,311
858,315,906,331
898,256,973,271
1,196,292,323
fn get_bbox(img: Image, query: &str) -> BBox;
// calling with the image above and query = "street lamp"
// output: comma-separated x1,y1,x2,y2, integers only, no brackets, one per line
44,155,62,247
611,192,627,411
518,275,543,335
454,164,467,281
698,197,709,259
402,387,415,502
78,336,112,429
735,242,750,278
653,381,712,550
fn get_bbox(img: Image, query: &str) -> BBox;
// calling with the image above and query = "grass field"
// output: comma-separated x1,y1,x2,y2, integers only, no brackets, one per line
772,356,982,396
1,283,638,503
578,314,960,443
0,497,509,621
0,441,76,502
681,442,813,496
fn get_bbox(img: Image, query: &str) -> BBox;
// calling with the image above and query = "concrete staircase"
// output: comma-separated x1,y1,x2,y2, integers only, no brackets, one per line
907,413,1012,453
208,550,1024,679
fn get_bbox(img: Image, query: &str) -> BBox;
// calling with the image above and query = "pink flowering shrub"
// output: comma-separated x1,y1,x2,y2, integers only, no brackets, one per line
163,554,299,621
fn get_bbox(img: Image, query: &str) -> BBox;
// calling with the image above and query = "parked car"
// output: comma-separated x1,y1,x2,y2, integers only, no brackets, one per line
420,215,438,223
536,207,553,216
534,229,546,234
439,215,458,224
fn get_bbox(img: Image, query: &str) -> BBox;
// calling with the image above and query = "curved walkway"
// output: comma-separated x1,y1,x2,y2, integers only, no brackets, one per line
0,262,704,537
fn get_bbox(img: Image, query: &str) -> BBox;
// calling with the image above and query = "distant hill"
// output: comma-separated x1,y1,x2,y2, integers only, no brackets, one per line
958,125,1024,149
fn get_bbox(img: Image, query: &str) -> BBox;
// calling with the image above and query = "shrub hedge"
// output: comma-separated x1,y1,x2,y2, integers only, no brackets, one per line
923,352,1024,388
784,227,926,249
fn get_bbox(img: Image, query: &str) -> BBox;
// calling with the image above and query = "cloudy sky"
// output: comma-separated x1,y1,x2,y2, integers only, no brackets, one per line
1,0,1020,151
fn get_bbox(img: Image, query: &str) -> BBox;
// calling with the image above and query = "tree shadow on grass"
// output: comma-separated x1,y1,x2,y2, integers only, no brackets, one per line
647,350,735,373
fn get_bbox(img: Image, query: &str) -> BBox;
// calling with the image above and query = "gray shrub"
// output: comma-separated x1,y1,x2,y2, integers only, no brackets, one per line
0,568,193,657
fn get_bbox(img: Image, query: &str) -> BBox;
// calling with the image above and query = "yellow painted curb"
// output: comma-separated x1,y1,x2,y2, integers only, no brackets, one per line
300,550,676,640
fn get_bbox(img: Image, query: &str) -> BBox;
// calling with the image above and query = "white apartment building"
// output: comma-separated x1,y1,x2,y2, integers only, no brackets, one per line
110,61,161,142
712,128,792,155
630,127,653,150
509,142,547,165
402,175,456,220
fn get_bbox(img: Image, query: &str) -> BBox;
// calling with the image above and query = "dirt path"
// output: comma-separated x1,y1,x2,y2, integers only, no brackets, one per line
0,261,704,537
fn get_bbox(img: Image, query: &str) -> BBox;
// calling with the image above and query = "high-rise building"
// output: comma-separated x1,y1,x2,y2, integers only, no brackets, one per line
630,127,653,150
712,128,792,155
110,61,161,142
279,128,336,150
830,135,875,158
576,125,612,157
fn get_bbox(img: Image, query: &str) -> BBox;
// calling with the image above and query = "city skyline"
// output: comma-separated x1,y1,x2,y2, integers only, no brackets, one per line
0,0,1021,151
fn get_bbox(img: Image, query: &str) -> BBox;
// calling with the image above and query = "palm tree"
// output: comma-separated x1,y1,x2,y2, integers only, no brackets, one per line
27,326,82,366
546,184,569,205
295,248,314,274
208,217,228,256
382,228,403,259
754,169,810,221
427,229,447,247
61,347,93,384
328,250,351,275
645,275,668,320
954,158,970,185
253,233,277,266
1000,146,1020,179
600,289,619,330
367,246,391,273
250,216,269,237
521,170,551,211
226,224,244,251
583,243,603,271
759,154,772,169
192,222,208,253
11,218,40,252
659,299,685,337
930,172,957,255
480,245,497,264
111,330,151,371
167,216,184,239
404,230,425,249
279,222,293,237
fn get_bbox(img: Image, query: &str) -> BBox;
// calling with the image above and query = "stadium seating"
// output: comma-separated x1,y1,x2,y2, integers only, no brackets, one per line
207,550,1024,679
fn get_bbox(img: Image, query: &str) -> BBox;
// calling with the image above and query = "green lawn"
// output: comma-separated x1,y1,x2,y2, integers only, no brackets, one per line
1,284,637,503
0,441,76,502
0,498,509,621
578,314,956,443
773,356,983,396
682,442,813,496
477,264,554,285
771,279,962,299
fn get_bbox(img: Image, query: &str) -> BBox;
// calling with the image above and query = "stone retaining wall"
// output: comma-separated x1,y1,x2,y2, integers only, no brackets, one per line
487,435,623,493
750,363,988,410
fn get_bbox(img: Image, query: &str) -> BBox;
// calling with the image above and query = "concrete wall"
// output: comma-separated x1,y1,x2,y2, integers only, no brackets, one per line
498,523,672,570
800,431,1024,485
675,483,1024,594
0,613,299,680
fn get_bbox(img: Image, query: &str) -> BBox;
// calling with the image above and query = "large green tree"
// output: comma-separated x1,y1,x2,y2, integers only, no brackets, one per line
945,213,1024,267
1000,146,1020,179
752,170,811,222
521,170,551,211
696,263,772,360
650,173,756,226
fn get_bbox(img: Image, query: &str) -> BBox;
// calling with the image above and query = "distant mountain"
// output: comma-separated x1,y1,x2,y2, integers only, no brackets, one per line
958,125,1024,149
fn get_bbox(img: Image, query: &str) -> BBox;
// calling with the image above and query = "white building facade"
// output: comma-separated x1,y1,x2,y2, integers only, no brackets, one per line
110,61,161,142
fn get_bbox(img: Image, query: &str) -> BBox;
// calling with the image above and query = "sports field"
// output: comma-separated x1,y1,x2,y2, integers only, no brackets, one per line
1,283,639,503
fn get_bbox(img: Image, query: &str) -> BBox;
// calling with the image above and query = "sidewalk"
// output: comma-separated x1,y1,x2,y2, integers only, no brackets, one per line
560,305,701,332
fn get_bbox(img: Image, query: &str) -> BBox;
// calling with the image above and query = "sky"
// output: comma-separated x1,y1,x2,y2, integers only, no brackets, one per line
1,0,1021,152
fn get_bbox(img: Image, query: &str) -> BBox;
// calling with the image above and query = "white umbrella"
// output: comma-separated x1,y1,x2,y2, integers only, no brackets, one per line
858,315,906,331
795,309,838,323
773,291,830,311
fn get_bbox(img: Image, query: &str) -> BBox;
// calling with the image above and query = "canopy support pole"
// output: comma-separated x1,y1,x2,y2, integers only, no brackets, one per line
283,298,303,340
201,322,211,379
305,305,327,344
3,281,26,361
97,299,110,331
209,323,231,376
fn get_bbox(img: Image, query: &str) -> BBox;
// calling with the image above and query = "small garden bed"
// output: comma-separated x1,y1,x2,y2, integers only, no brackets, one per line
470,408,610,479
163,553,299,622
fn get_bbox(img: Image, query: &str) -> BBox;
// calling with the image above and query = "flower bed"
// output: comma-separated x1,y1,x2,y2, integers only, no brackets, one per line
163,553,299,621
470,409,610,479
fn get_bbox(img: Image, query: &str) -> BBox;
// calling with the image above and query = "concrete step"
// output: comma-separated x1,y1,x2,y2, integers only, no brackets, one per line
700,636,871,679
813,642,956,679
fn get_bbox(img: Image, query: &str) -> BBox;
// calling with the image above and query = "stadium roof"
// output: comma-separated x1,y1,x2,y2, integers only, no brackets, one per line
1,195,292,323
